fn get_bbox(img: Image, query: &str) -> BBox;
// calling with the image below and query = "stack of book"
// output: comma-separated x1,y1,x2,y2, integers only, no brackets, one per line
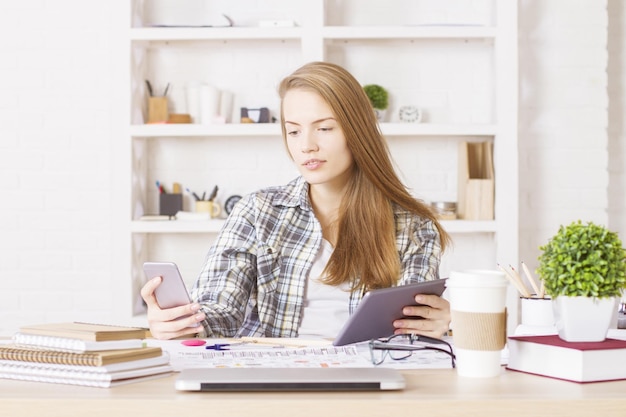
506,334,626,383
0,322,172,388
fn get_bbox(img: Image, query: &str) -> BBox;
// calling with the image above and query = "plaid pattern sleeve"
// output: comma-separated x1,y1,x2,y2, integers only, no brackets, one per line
396,211,442,284
190,177,323,338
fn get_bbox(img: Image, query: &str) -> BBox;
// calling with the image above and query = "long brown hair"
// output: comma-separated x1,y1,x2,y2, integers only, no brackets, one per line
278,61,450,290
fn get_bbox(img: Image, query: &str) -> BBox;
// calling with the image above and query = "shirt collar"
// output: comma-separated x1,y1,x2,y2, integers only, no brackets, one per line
272,176,313,211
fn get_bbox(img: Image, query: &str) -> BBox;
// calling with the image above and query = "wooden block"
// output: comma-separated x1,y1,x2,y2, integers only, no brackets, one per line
167,113,192,124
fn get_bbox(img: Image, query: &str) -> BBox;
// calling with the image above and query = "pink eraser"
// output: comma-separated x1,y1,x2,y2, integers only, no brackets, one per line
181,339,206,346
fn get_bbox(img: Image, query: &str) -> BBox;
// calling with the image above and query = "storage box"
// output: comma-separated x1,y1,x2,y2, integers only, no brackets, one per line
457,141,494,220
148,97,169,124
159,193,182,216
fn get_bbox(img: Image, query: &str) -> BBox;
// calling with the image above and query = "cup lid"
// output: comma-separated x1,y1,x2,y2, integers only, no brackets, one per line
446,269,508,288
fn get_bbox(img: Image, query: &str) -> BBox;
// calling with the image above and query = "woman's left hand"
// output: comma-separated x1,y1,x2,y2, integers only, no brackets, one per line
393,294,451,339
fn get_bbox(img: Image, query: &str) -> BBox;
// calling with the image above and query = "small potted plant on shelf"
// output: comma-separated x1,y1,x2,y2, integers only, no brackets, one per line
363,84,389,122
537,220,626,342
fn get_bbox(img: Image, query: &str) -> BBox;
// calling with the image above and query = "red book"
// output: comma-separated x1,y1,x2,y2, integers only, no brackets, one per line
506,334,626,383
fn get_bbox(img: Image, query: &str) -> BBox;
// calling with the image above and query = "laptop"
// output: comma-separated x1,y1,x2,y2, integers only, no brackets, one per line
333,279,447,346
175,367,405,391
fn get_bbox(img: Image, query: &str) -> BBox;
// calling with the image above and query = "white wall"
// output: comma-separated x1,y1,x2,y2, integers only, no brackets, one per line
0,0,623,337
518,0,615,273
0,1,119,335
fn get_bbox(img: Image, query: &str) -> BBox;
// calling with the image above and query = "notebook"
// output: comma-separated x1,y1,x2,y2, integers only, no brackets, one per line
175,367,405,391
333,279,447,346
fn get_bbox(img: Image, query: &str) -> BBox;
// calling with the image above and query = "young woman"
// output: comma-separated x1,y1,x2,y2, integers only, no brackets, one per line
141,61,452,340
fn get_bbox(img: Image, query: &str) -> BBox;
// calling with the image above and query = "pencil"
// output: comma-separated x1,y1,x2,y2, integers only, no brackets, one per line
521,261,541,296
240,336,334,348
509,265,532,298
497,263,531,298
240,337,309,349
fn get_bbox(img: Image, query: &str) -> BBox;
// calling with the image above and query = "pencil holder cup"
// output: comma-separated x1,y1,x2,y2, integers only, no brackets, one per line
195,200,221,218
520,297,555,327
159,193,182,216
148,97,169,124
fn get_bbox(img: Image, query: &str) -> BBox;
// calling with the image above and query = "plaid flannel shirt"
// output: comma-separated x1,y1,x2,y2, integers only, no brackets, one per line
191,176,442,338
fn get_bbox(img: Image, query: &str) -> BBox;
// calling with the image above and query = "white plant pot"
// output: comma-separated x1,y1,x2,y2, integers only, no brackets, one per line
552,296,618,342
374,109,387,122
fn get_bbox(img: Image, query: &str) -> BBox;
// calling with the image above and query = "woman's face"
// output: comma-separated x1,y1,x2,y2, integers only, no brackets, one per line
283,89,354,191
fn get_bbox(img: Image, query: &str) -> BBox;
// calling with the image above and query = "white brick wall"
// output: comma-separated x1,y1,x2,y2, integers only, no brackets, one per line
0,1,117,335
0,1,623,337
518,0,613,274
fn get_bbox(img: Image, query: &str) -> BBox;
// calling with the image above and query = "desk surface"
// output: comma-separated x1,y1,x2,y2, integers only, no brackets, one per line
1,368,625,417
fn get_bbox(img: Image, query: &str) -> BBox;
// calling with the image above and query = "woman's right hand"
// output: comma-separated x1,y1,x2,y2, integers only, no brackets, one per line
140,276,206,340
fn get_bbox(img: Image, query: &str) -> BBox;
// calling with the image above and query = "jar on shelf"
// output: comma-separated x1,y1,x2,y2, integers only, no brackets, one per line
430,202,457,220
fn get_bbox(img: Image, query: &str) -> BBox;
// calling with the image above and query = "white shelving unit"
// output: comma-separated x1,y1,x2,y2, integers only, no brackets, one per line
114,0,518,330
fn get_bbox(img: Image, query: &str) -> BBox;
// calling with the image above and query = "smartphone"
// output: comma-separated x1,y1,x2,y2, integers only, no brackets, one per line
143,261,193,309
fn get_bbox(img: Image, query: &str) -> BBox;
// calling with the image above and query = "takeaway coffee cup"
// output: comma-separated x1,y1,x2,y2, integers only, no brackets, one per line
446,270,508,378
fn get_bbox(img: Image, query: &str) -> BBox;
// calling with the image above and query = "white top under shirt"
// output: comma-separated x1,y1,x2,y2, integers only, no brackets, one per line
297,239,351,339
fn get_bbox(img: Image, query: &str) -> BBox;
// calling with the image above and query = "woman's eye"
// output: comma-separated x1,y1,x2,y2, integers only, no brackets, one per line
287,129,299,136
318,127,333,132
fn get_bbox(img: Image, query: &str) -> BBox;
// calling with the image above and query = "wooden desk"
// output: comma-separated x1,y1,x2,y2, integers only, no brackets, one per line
1,368,625,417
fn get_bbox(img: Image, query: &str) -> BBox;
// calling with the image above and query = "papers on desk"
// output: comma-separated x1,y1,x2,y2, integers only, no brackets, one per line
145,338,455,371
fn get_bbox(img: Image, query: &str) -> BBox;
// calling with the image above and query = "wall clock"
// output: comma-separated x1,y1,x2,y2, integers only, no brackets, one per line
224,195,242,215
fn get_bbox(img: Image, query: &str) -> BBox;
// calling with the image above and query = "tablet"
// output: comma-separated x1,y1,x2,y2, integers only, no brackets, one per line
332,279,447,346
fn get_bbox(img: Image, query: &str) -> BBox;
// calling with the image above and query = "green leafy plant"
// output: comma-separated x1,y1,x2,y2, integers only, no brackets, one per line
537,220,626,299
363,84,389,110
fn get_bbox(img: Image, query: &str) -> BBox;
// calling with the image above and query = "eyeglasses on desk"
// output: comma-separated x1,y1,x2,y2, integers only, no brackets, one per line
368,334,456,368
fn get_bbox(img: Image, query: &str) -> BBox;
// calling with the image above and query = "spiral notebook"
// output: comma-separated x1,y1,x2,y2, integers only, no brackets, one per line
12,332,144,353
0,345,163,367
0,361,173,388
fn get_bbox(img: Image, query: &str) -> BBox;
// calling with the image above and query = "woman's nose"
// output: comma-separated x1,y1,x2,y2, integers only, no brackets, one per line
301,131,319,153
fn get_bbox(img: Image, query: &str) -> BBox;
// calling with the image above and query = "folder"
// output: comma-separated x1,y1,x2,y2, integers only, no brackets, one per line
457,141,494,220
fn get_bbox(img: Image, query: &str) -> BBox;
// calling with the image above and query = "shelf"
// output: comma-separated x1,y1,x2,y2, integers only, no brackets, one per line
131,220,224,234
382,123,497,136
130,27,302,41
129,123,496,138
129,26,495,42
130,123,282,137
131,219,496,234
440,220,497,233
322,25,496,40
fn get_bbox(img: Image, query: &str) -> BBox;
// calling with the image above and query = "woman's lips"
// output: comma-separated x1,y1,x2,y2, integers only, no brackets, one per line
303,159,324,169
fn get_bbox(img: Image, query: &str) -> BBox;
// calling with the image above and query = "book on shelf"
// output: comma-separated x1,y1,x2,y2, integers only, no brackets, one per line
18,322,149,342
12,332,144,353
0,345,163,367
506,334,626,383
0,358,173,388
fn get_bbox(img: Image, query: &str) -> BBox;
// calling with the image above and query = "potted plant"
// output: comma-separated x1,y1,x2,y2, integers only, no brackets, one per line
537,220,626,342
363,84,389,122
